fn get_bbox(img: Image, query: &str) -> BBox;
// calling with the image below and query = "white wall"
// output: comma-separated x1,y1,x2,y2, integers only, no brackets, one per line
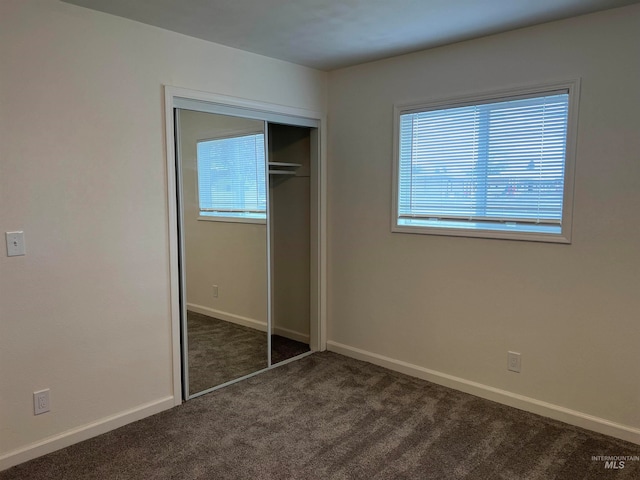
179,110,268,328
327,5,640,442
0,0,326,468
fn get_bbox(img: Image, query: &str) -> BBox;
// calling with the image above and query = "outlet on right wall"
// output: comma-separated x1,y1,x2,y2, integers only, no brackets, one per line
326,4,640,443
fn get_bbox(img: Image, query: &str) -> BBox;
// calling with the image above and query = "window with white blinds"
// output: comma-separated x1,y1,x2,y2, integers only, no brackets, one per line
197,133,266,222
394,83,578,242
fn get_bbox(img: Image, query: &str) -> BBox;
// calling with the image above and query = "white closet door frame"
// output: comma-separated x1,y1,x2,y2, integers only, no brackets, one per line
164,86,327,404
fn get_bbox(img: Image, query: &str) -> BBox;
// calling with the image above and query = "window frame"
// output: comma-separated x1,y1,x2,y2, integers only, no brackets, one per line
195,128,267,225
391,79,580,243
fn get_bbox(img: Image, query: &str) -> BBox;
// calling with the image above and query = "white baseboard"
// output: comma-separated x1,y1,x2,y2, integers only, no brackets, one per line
327,341,640,445
187,303,267,332
0,396,175,471
273,326,310,344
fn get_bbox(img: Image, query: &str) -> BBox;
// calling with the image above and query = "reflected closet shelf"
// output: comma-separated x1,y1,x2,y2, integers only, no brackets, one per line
268,162,302,167
268,161,302,176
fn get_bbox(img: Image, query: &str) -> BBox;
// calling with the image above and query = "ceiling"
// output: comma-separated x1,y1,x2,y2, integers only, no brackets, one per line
62,0,639,70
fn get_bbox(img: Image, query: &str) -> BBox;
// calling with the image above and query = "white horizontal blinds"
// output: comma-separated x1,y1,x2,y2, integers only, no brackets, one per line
197,133,266,218
398,93,569,226
399,105,479,220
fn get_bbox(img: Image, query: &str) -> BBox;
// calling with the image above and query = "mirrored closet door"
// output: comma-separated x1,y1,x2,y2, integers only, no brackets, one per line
177,110,269,397
174,99,320,399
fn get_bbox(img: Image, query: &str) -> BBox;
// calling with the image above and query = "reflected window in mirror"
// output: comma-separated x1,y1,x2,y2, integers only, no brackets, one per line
196,132,266,223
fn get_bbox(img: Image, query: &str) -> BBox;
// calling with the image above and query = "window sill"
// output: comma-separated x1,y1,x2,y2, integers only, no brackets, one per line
198,216,266,225
392,223,571,244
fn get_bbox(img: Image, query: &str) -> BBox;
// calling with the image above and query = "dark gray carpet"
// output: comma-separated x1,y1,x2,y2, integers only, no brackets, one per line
187,311,267,394
2,352,638,479
271,334,311,365
188,312,310,394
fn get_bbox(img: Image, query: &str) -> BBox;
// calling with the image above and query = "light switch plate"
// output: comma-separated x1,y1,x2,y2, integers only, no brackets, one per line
6,231,26,256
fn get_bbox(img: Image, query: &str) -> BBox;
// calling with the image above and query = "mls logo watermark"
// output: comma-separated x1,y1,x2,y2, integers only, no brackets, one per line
591,455,639,469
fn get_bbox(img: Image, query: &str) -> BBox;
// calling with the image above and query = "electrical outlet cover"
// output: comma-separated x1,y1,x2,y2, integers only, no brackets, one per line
34,389,50,415
507,351,521,373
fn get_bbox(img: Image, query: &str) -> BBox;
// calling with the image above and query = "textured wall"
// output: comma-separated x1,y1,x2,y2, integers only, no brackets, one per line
327,4,640,437
0,0,326,462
